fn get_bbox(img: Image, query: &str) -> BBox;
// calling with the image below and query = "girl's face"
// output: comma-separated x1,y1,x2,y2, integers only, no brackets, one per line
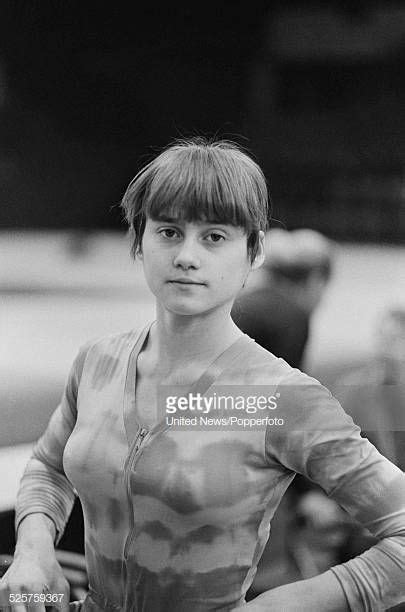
140,217,264,316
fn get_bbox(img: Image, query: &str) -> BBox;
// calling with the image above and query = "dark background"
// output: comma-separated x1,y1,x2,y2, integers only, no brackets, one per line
1,1,404,240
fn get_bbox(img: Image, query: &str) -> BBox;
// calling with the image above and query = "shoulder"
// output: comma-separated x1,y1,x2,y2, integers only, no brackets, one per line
72,327,146,379
82,328,142,355
231,338,335,389
237,342,349,420
222,339,298,385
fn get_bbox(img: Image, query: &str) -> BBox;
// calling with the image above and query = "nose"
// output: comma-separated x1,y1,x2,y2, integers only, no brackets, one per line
173,236,201,270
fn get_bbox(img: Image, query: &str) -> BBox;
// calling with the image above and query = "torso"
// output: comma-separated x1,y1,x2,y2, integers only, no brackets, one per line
62,326,400,612
134,352,209,430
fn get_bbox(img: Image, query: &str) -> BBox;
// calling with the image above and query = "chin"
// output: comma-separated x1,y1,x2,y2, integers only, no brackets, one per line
163,298,212,317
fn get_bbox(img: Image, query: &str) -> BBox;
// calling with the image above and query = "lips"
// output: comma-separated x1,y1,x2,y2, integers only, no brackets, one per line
169,278,205,285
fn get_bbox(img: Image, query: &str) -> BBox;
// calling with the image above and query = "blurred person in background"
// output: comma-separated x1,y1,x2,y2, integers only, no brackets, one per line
1,139,405,612
334,306,405,471
233,228,335,597
232,228,333,369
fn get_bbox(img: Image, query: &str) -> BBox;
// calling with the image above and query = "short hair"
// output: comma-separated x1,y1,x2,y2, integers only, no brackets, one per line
120,137,269,262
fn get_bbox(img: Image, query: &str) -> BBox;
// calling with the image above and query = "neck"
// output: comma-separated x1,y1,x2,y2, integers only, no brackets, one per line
148,303,243,373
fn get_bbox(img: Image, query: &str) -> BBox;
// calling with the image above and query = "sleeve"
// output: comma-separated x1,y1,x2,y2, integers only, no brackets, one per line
265,371,405,611
15,343,90,545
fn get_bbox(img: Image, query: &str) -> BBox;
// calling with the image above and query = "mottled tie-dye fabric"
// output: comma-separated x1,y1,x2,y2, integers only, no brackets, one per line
16,323,405,611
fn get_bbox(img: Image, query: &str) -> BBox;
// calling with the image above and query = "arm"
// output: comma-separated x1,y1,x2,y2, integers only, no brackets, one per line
240,571,348,611
258,373,405,612
15,343,89,543
0,345,89,610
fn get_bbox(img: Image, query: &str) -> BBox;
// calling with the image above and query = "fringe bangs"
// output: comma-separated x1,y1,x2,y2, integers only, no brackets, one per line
121,138,269,258
145,146,266,232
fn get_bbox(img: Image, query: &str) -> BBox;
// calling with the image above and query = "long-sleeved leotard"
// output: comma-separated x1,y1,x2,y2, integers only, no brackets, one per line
15,323,405,611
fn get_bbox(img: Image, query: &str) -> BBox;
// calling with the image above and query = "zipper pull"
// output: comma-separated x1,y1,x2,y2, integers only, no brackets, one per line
135,427,147,452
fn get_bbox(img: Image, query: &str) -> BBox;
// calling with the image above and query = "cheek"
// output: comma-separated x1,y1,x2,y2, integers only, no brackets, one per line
214,257,249,288
143,245,166,271
142,251,167,291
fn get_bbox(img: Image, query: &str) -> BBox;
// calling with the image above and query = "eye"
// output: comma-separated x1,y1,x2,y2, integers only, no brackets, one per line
159,227,180,239
205,232,225,243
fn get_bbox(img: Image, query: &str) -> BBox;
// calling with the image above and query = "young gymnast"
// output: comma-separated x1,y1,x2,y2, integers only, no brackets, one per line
1,138,404,611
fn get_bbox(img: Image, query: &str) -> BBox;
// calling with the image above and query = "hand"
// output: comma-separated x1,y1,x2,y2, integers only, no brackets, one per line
0,548,70,612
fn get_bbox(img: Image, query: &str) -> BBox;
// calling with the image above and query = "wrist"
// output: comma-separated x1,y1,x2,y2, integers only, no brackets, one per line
15,513,56,554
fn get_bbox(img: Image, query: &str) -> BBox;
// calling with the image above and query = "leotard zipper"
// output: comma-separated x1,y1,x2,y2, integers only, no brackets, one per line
123,426,148,560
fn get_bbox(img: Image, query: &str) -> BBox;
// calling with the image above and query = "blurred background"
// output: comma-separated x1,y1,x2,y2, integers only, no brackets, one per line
1,0,405,600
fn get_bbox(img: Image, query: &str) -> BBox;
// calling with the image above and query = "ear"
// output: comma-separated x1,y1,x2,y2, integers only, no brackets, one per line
251,230,265,271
